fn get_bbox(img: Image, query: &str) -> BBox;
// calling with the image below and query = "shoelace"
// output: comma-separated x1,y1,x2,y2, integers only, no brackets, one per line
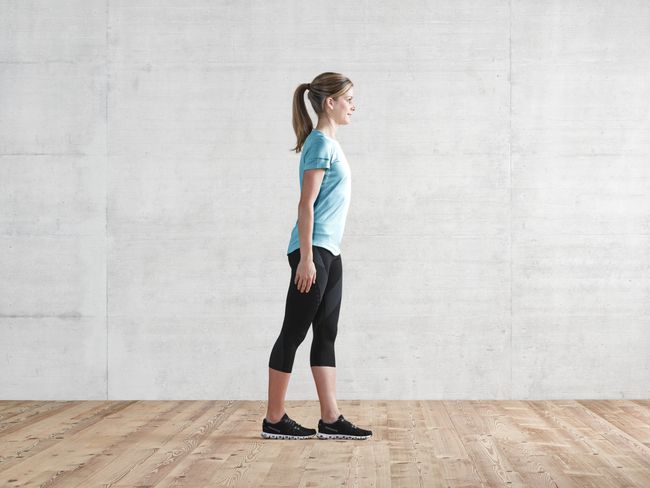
285,417,301,432
341,417,358,429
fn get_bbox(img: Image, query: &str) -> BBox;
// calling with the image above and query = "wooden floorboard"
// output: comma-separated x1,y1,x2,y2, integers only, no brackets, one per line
0,400,648,487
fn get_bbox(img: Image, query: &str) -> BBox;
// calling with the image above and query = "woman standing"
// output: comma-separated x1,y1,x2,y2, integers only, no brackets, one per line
262,72,372,440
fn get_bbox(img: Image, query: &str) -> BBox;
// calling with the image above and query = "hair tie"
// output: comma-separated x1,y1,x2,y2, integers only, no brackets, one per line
307,83,311,90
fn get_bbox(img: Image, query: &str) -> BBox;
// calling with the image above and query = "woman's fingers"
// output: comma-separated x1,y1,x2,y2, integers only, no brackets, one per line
299,276,306,293
305,275,315,293
295,274,316,293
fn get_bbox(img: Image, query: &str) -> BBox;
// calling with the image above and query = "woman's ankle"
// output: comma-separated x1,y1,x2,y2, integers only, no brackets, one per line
321,412,341,423
265,411,285,423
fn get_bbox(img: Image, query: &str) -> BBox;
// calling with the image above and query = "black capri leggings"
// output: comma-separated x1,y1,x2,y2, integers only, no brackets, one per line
268,245,343,373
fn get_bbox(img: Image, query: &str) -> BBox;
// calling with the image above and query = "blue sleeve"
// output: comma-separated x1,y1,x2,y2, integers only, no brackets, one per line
302,138,332,170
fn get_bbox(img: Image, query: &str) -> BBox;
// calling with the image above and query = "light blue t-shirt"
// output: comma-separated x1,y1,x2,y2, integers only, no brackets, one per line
287,129,351,256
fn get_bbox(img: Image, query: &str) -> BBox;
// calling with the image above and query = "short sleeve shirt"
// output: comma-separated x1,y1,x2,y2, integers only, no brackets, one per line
287,130,351,256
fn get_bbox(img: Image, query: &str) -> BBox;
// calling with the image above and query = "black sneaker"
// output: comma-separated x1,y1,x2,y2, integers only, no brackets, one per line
317,414,373,440
261,413,316,439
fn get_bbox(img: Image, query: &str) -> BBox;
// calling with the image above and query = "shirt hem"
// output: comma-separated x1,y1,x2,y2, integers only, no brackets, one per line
287,242,340,257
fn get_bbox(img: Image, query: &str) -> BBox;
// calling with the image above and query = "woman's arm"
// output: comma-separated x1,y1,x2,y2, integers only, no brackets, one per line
297,168,325,261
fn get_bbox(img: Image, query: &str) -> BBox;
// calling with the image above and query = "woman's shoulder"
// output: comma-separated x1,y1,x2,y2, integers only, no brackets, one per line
303,130,335,151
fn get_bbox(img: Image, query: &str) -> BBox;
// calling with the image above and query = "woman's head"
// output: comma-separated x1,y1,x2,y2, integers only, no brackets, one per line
291,72,355,153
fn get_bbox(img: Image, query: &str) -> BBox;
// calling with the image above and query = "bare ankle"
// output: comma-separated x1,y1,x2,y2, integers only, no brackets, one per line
266,411,285,423
321,412,341,423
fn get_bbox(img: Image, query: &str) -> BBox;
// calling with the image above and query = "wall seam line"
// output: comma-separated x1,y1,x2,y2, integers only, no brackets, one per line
508,0,513,399
105,0,110,401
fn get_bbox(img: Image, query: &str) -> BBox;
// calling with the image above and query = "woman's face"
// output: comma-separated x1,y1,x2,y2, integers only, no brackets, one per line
327,89,355,125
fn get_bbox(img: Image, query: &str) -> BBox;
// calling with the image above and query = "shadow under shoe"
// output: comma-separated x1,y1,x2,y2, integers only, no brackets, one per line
317,414,373,440
261,412,316,439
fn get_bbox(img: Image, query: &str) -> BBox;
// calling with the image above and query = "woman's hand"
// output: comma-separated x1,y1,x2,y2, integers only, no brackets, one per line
295,259,317,293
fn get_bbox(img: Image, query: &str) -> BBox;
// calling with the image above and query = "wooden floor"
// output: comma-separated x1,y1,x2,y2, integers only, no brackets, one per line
0,400,649,487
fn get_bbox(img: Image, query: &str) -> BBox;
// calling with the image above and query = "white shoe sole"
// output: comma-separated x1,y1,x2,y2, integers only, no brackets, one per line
260,431,315,440
316,432,372,440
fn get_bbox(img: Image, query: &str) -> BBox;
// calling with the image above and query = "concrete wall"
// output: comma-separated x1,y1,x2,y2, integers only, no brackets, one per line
1,1,649,400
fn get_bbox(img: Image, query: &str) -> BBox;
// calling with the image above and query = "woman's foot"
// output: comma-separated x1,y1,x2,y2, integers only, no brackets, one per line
261,412,316,440
317,414,373,440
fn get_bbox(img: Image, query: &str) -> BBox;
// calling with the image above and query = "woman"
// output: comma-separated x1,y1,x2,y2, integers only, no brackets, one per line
261,72,372,440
